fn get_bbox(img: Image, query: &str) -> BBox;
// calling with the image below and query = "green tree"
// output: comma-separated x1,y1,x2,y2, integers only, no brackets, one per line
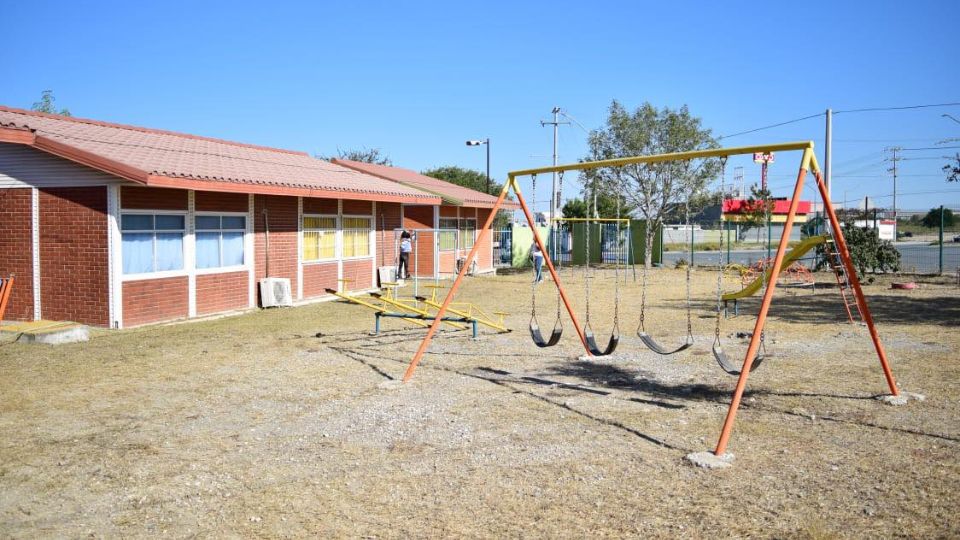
921,207,954,228
322,147,391,165
31,90,71,116
422,166,513,228
944,153,960,183
560,192,634,219
582,100,719,267
735,184,775,241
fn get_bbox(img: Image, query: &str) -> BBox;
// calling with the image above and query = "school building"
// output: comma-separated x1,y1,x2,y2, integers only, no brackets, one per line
0,105,516,328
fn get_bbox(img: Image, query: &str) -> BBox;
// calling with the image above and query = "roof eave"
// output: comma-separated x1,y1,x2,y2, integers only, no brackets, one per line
145,175,442,204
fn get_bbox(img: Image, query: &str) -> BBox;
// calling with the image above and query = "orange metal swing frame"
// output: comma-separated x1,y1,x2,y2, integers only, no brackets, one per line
402,141,899,457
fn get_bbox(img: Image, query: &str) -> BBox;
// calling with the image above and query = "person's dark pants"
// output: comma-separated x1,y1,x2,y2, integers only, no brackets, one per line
398,252,411,279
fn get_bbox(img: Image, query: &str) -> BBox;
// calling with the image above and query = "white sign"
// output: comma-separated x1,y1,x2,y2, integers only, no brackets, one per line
753,152,775,164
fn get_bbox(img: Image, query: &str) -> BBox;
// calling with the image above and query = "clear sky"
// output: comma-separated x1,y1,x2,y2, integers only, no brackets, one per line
3,0,959,212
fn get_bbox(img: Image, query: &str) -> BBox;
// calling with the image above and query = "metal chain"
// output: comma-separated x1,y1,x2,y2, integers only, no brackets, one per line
556,171,564,319
584,209,591,326
715,157,728,344
531,173,538,320
613,175,622,331
685,198,693,338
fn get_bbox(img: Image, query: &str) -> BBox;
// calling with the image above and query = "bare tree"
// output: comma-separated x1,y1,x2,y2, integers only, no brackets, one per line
582,100,719,267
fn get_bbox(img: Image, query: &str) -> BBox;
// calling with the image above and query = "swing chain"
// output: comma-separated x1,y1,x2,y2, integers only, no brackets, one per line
714,156,728,344
613,175,622,331
685,198,693,338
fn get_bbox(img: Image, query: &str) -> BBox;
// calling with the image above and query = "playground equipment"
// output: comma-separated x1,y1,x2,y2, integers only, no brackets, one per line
325,279,431,329
403,141,901,459
580,187,621,357
528,173,564,348
721,235,828,302
636,200,694,355
0,275,13,323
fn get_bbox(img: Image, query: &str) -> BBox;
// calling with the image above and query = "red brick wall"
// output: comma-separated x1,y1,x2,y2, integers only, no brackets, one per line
195,191,248,213
38,187,110,326
439,205,458,218
122,276,188,327
196,270,249,315
303,198,337,214
302,262,338,297
254,195,298,302
342,258,374,290
0,189,34,321
342,200,373,215
121,186,187,210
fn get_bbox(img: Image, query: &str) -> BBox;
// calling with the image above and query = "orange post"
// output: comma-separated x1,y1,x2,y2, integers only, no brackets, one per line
0,275,13,323
714,154,810,456
813,171,899,396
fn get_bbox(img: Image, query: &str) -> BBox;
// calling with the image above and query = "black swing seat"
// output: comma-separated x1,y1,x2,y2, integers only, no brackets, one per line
711,342,765,376
585,328,619,356
529,318,562,348
636,331,693,356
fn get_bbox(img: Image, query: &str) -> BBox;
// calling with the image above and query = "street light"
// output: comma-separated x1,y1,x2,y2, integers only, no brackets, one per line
466,138,490,194
942,113,960,125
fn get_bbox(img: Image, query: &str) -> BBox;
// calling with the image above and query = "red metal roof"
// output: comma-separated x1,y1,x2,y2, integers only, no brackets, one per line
332,159,519,209
0,106,441,204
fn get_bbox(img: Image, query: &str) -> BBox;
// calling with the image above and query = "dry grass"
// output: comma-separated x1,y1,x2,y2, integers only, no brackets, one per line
1,268,958,537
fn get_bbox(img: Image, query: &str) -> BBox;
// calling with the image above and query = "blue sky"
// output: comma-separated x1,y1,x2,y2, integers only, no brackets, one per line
3,0,959,212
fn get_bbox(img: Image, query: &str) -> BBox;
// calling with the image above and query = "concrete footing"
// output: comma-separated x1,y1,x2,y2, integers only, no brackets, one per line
878,392,926,406
2,321,89,345
686,451,735,469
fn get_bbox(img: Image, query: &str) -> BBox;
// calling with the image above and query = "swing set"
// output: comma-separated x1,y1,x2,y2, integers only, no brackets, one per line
402,141,900,458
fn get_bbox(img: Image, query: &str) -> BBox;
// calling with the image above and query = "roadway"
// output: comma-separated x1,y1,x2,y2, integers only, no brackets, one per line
660,241,960,274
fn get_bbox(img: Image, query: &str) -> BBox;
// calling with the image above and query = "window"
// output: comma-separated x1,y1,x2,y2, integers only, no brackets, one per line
196,215,246,269
121,213,185,274
303,216,337,261
343,216,372,258
438,218,458,251
460,218,476,249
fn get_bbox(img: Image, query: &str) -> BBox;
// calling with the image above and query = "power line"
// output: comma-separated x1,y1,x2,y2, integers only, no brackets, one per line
718,112,824,140
899,146,960,151
834,102,960,115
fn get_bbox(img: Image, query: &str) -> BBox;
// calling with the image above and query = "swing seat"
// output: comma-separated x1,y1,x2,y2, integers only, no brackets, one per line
636,331,693,356
585,328,619,356
711,342,765,376
530,318,562,348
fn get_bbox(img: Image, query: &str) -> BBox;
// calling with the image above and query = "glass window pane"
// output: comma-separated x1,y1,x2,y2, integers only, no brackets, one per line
122,232,154,274
155,232,184,271
156,215,185,230
222,216,245,230
196,231,221,268
304,216,335,230
319,231,336,259
303,232,320,261
222,232,244,266
196,216,220,230
121,214,153,231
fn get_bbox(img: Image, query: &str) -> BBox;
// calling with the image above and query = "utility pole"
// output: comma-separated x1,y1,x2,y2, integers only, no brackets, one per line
886,146,901,227
733,166,744,198
825,109,833,201
540,107,570,222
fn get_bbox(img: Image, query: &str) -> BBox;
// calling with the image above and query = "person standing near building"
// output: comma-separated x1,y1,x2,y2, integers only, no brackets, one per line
398,230,412,280
530,240,544,283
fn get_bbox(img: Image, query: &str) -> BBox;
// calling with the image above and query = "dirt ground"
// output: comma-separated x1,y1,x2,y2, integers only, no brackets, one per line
1,267,958,538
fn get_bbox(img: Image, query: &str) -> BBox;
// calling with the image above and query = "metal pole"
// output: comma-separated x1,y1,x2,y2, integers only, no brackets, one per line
940,205,945,275
825,108,832,202
485,138,491,195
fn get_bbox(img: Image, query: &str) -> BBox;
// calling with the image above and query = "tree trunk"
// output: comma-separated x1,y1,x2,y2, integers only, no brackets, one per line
645,224,655,269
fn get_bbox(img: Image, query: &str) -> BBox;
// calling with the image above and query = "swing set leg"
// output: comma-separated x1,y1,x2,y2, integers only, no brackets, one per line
713,150,899,457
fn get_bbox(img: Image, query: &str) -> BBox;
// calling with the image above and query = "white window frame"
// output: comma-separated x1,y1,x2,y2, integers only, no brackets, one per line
460,217,477,250
194,211,249,275
438,217,459,252
341,214,374,260
302,213,339,264
120,209,188,281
